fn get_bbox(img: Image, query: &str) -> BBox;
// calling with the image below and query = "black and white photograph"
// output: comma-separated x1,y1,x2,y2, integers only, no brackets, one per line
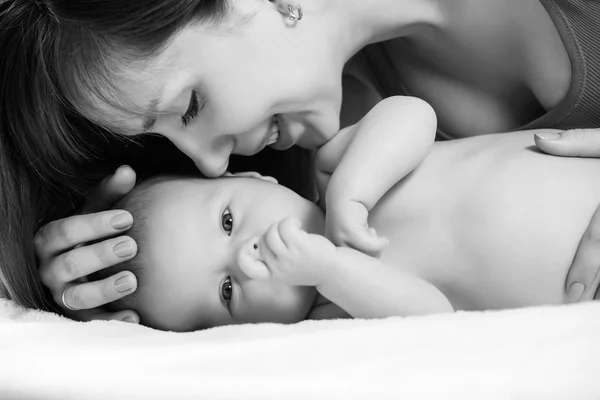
1,0,600,398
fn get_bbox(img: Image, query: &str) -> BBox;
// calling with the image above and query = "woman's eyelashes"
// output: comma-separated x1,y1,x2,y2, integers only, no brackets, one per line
221,208,234,236
181,90,205,128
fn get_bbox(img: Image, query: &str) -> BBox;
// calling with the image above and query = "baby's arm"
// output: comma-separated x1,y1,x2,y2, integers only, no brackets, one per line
240,218,453,319
316,96,436,254
316,246,453,319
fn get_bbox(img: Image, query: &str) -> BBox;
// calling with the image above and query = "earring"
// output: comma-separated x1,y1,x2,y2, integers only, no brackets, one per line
288,4,303,21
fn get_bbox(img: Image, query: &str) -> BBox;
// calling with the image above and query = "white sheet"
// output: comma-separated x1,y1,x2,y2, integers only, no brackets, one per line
1,298,599,399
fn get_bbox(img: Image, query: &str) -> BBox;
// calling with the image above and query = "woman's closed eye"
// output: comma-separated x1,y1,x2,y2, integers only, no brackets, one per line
181,90,206,128
221,208,233,236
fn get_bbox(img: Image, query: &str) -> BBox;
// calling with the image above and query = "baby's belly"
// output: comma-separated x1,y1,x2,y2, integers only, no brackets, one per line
370,131,600,311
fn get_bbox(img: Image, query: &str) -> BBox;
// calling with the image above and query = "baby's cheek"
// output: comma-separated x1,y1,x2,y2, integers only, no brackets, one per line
240,283,316,324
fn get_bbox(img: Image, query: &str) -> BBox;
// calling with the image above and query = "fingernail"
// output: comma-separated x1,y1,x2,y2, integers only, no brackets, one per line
111,212,133,230
113,239,135,258
114,275,136,293
534,132,561,141
122,315,139,324
116,165,130,175
568,282,585,302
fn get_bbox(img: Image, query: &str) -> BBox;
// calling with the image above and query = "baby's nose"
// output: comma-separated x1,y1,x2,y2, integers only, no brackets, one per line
236,238,271,280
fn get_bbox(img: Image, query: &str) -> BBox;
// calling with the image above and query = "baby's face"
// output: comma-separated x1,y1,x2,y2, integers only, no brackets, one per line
138,176,324,332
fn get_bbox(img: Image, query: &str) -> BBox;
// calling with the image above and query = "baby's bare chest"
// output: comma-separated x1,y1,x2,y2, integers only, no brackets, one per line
368,135,600,310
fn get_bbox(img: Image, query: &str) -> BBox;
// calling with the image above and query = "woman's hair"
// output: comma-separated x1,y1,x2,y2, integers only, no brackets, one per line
0,0,229,310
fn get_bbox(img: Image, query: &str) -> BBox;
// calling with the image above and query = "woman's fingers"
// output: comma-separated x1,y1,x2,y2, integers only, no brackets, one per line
534,129,600,157
80,165,137,214
40,235,137,290
65,307,140,324
59,271,137,311
34,210,133,260
224,171,278,184
534,129,600,300
565,203,600,302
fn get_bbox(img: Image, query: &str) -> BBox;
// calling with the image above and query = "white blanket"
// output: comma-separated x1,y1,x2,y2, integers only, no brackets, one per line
1,298,599,400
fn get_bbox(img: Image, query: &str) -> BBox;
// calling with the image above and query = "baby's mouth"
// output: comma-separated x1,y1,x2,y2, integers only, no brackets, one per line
267,115,280,146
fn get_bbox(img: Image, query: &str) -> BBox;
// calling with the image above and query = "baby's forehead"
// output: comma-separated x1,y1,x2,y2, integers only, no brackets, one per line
144,177,212,204
140,177,219,232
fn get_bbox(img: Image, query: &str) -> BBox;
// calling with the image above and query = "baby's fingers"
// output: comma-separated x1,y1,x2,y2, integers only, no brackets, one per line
261,221,290,258
237,239,271,280
275,217,304,247
344,227,389,257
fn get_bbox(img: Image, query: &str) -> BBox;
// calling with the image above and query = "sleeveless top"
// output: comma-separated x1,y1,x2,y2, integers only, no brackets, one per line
359,0,600,137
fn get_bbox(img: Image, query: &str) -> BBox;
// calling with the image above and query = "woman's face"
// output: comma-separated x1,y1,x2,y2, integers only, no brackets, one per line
88,1,344,177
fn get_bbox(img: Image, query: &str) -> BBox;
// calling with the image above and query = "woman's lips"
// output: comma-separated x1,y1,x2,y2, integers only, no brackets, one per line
268,114,294,151
266,115,280,146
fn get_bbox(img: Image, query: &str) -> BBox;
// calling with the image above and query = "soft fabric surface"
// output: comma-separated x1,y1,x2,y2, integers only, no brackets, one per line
1,298,599,399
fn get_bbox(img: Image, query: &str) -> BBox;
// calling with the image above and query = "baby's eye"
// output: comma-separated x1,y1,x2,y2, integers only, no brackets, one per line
221,276,234,305
221,208,233,236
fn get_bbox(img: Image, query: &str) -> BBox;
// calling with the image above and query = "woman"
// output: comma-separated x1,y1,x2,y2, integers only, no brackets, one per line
2,0,600,322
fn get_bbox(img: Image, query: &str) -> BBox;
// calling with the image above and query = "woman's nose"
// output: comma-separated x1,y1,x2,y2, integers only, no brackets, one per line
168,130,234,177
236,238,271,281
193,152,230,178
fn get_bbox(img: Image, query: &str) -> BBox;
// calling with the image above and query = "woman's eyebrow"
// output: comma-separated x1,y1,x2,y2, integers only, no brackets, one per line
142,114,157,133
140,88,165,132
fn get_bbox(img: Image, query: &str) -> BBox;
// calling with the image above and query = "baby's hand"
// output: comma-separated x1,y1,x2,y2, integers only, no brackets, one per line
237,218,337,287
325,199,388,257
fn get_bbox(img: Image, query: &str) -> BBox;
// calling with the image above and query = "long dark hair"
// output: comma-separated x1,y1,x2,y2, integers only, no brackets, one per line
0,0,228,310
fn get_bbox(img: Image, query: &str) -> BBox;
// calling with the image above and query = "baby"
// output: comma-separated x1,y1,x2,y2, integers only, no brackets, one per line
99,100,600,332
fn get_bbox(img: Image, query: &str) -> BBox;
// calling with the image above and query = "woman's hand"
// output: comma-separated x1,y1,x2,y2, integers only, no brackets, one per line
223,171,278,184
535,129,600,301
564,203,600,301
534,129,600,157
36,166,140,322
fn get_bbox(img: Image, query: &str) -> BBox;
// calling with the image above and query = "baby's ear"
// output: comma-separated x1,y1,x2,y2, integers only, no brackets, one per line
224,171,278,184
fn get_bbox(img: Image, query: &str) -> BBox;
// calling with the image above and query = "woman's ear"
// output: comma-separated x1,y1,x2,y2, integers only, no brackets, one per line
265,0,303,23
